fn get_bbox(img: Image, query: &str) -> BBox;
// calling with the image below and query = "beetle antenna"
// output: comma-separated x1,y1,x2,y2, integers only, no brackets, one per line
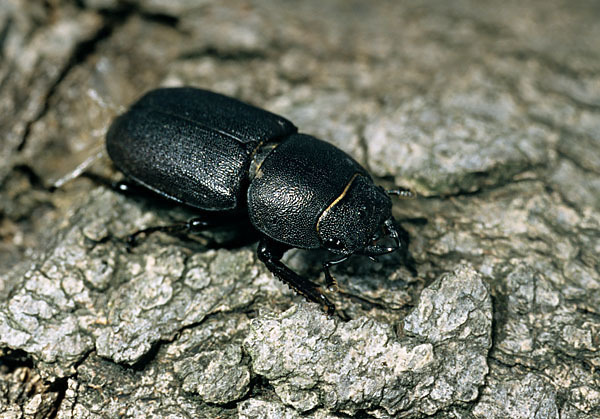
386,187,416,199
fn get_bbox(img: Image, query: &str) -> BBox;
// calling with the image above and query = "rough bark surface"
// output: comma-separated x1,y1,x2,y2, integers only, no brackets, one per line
1,0,599,418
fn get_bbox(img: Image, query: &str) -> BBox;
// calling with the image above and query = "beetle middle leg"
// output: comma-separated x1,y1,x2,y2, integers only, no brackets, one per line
257,237,335,315
125,210,259,250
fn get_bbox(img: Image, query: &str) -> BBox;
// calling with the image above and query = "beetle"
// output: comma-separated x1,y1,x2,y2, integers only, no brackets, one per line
105,87,414,314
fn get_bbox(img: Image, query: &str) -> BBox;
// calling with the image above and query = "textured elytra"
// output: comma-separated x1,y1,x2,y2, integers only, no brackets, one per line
106,88,297,210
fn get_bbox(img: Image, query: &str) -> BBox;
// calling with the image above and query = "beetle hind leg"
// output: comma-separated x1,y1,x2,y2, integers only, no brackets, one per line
126,218,213,250
81,172,150,196
257,237,335,315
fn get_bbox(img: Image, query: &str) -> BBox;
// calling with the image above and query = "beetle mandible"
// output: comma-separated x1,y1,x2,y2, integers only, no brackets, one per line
106,87,414,314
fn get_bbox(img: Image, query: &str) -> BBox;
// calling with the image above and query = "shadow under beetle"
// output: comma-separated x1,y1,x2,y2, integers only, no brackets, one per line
106,87,415,314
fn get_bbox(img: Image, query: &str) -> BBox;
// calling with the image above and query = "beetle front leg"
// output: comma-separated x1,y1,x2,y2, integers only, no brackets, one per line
257,237,335,315
322,255,350,291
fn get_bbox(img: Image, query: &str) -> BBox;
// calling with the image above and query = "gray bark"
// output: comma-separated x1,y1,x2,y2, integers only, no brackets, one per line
1,0,599,417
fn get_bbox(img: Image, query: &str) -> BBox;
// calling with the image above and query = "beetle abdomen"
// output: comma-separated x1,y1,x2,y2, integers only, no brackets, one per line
106,88,297,210
248,134,368,248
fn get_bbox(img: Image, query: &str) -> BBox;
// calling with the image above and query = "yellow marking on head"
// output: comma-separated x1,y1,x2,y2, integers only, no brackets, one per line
316,173,360,234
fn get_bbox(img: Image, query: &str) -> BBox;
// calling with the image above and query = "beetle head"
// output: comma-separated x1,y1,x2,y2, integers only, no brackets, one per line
318,175,396,255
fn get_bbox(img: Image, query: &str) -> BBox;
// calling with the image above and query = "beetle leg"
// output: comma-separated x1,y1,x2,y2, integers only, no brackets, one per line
257,237,335,315
322,255,351,291
126,218,213,251
81,172,151,196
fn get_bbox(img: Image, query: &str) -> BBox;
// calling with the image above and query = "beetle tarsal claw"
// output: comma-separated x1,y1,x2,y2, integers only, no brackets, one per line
315,293,336,315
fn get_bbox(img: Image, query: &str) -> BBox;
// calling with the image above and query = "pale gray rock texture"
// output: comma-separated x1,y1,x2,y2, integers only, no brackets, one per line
245,266,491,417
1,0,599,417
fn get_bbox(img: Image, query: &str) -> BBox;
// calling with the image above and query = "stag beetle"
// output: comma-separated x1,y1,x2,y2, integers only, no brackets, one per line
106,87,414,314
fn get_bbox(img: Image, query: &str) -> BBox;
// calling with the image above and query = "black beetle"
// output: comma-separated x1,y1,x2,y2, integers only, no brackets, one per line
106,87,414,314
